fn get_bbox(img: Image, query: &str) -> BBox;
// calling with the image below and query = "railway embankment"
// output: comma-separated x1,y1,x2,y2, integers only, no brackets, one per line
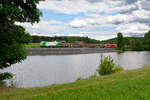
27,48,118,55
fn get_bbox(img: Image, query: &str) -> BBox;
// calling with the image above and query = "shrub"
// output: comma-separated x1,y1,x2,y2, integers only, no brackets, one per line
97,56,115,75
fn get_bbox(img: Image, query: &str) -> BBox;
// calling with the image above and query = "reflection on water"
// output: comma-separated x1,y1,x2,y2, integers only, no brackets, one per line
5,51,150,88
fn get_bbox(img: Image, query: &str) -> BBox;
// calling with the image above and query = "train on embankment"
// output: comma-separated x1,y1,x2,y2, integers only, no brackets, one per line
40,41,117,48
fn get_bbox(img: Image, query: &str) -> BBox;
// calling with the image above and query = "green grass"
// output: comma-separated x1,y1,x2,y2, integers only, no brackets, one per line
1,66,150,100
24,43,40,48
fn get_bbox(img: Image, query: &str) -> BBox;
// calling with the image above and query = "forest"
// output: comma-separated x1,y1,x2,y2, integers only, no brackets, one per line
31,36,101,44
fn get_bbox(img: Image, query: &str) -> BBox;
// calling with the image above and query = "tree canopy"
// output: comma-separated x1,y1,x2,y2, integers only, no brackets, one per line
144,31,150,50
31,36,101,44
0,0,42,83
117,32,124,50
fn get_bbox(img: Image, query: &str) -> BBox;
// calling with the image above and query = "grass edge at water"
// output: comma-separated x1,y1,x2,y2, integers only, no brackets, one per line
0,66,150,100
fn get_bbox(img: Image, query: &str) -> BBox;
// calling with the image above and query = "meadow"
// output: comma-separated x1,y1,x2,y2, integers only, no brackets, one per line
24,43,40,48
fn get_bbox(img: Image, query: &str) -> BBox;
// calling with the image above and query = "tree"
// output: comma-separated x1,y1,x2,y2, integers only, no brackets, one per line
132,40,144,51
117,32,124,50
0,0,42,83
144,31,150,50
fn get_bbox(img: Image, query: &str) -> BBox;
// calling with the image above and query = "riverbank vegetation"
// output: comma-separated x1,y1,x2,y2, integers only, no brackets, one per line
25,31,150,52
102,31,150,51
0,66,150,100
97,56,124,75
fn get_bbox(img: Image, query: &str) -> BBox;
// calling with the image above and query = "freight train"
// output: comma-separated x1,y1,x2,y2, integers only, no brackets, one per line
40,41,117,48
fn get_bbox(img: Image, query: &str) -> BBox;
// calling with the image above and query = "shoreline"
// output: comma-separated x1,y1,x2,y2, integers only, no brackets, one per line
27,48,118,55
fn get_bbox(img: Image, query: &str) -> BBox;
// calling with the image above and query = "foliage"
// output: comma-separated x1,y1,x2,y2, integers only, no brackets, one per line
31,36,101,44
132,39,144,51
144,31,150,50
97,56,115,75
30,31,150,51
100,38,117,44
117,32,125,50
100,37,144,45
0,72,12,81
100,32,150,51
0,0,41,83
0,72,13,87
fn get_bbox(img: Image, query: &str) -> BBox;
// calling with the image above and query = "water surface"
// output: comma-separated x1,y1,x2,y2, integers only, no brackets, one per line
5,51,150,88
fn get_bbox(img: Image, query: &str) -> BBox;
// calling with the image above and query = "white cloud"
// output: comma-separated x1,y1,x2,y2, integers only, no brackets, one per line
16,0,150,40
84,30,117,40
15,20,68,36
133,10,150,19
38,0,111,14
116,23,150,35
68,33,84,37
70,19,87,28
107,14,133,24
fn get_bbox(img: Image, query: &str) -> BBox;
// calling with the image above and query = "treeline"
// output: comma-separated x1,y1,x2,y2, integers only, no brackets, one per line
31,36,101,44
100,36,144,50
100,31,150,51
105,31,150,51
100,37,143,44
31,30,150,51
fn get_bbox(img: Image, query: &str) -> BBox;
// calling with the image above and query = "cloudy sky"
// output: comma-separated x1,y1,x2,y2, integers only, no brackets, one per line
17,0,150,40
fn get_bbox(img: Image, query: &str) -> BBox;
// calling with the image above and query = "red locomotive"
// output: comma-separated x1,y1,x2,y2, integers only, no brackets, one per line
104,44,117,48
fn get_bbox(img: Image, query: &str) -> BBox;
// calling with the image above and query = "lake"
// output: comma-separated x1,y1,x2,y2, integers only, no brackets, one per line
4,51,150,88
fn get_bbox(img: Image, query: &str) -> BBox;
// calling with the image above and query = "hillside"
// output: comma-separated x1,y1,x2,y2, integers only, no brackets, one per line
100,37,144,44
1,66,150,100
31,35,144,45
31,36,101,44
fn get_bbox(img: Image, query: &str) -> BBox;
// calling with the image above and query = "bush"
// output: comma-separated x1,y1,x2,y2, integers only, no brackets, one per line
97,56,115,75
97,55,124,75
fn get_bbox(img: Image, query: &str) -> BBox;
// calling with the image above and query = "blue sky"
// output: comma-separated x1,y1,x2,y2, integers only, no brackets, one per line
40,9,85,22
18,0,150,40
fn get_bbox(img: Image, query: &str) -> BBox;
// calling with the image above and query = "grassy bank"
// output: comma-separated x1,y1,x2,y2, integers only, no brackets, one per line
1,66,150,100
24,43,40,48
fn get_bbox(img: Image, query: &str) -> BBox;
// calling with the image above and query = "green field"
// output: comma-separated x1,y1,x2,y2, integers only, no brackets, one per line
24,43,40,48
1,66,150,100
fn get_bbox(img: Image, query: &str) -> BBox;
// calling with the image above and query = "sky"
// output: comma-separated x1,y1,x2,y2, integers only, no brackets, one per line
16,0,150,40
